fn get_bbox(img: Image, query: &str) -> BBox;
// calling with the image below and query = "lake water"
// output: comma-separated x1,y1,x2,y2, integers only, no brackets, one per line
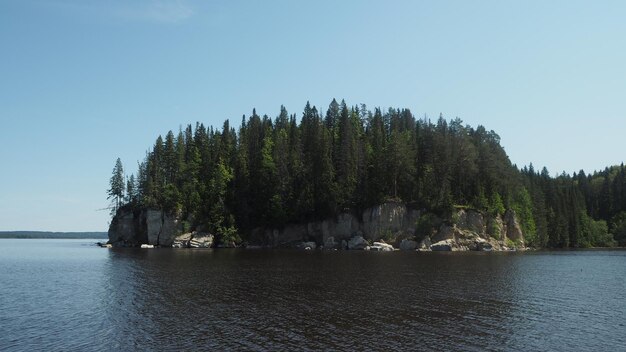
1,239,625,351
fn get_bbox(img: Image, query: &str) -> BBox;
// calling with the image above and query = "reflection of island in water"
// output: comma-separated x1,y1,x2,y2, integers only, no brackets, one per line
102,249,626,351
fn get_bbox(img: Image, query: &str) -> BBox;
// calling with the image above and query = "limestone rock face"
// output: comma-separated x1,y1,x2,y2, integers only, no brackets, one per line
145,210,161,246
109,202,526,251
108,208,181,247
399,239,418,251
255,202,419,248
107,210,145,247
431,224,457,243
505,210,523,241
361,202,419,241
463,210,486,235
324,236,339,249
144,210,179,246
268,224,307,247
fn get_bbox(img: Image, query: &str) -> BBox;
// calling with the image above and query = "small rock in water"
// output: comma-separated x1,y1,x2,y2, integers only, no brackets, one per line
347,236,368,250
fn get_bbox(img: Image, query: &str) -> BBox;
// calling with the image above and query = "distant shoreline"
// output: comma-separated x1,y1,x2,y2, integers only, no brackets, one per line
0,231,107,239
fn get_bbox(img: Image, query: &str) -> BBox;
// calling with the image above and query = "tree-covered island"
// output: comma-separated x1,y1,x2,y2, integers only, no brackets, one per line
107,100,626,249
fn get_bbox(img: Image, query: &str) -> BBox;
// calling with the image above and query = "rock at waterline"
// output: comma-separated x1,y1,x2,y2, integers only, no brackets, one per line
430,239,454,251
295,241,317,250
324,236,339,250
171,232,214,248
370,242,395,251
347,236,369,250
399,239,418,251
189,234,214,248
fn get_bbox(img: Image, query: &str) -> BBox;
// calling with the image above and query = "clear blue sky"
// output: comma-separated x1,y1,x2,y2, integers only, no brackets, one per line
1,0,625,231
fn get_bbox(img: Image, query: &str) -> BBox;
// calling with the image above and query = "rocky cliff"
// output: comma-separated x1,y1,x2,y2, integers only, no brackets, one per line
108,202,525,250
428,209,525,251
253,204,525,251
108,208,181,247
250,201,419,248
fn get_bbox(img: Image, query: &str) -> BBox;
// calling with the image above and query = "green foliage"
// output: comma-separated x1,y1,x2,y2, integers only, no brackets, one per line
217,225,241,246
109,100,626,248
511,187,537,246
610,211,626,246
472,189,489,211
415,213,440,240
487,219,501,240
380,229,395,243
107,158,125,215
505,238,516,249
579,212,614,247
451,211,461,225
488,191,505,217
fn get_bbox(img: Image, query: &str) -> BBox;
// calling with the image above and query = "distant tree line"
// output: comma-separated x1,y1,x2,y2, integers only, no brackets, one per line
108,99,624,247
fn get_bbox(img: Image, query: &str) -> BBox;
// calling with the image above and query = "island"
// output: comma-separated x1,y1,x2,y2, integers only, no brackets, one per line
106,99,626,250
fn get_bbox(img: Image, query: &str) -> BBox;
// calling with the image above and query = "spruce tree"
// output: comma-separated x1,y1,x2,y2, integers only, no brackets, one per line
108,158,125,214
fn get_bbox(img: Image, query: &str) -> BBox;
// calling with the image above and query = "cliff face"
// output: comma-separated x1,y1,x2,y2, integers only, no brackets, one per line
108,203,525,250
250,201,420,247
429,209,525,251
108,209,181,247
255,205,525,250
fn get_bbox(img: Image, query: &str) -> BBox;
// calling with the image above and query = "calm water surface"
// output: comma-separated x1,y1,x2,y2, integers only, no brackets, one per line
1,239,625,351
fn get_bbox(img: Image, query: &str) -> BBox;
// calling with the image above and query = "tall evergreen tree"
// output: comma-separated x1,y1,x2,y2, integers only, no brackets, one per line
108,158,125,214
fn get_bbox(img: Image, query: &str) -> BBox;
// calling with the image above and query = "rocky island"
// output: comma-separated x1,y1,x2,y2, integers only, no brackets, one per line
108,201,525,251
106,100,622,250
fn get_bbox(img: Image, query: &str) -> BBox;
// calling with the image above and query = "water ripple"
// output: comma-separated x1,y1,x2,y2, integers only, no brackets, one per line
1,242,626,351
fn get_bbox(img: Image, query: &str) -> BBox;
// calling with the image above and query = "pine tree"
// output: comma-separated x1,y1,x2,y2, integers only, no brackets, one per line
108,158,125,214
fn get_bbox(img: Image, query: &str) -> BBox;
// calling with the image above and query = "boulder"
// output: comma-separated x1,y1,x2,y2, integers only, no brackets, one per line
170,232,215,248
370,241,395,251
172,233,193,248
399,239,418,251
347,236,369,250
431,239,455,251
189,233,214,248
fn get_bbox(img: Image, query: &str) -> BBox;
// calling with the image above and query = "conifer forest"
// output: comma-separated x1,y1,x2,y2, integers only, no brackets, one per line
108,99,626,248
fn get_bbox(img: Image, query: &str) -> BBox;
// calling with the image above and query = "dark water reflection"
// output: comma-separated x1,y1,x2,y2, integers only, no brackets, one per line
101,249,626,351
1,240,625,351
